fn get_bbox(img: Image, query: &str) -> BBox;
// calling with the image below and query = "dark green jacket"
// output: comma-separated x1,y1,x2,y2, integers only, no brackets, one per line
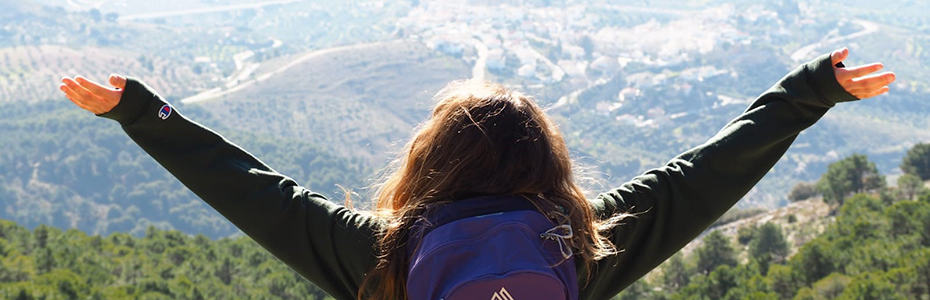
100,53,855,300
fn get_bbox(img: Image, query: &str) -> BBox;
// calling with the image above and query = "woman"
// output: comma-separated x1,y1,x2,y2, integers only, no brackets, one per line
59,48,893,300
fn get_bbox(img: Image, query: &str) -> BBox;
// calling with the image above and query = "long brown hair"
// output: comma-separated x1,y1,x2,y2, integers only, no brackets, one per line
358,79,622,300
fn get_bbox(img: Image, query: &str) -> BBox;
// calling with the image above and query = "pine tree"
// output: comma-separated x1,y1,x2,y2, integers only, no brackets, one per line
791,240,837,285
217,257,234,285
695,230,737,275
750,222,790,274
818,154,884,205
897,174,924,200
788,181,819,202
902,143,930,180
662,253,690,292
33,225,54,274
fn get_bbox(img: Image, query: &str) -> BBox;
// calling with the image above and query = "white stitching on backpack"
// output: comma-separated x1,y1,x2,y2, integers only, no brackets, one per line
490,287,515,300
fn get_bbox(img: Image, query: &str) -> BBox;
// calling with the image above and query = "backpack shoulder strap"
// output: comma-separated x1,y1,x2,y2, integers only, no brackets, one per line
407,195,546,257
425,195,539,228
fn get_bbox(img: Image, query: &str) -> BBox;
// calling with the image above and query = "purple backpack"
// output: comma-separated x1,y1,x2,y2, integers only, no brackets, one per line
406,195,579,300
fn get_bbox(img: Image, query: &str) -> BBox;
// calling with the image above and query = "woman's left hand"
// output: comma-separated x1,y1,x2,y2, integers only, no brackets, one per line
59,74,127,115
831,47,896,100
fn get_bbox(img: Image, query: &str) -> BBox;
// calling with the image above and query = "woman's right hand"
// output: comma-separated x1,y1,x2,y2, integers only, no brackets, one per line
59,74,127,115
831,48,896,100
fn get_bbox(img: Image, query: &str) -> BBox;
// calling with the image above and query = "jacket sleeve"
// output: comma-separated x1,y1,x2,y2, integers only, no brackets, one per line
98,79,381,300
580,53,857,299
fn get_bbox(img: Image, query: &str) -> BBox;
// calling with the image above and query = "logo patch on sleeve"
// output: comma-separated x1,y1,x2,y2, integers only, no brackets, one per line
158,105,172,120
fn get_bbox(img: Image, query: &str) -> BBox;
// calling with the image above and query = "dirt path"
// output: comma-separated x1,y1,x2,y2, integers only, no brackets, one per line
470,39,489,80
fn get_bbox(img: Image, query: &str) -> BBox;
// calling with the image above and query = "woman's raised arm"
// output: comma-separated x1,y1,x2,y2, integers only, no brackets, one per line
59,75,381,300
580,48,895,299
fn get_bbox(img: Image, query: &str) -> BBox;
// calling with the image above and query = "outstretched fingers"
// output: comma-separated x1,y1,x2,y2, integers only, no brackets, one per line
76,76,116,97
61,81,103,114
859,86,891,99
60,76,122,114
62,77,96,101
831,47,896,100
847,72,896,93
838,63,883,81
60,84,93,111
76,76,121,110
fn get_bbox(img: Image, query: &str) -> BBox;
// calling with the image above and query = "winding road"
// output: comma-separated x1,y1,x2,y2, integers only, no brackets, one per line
181,42,383,104
790,19,880,62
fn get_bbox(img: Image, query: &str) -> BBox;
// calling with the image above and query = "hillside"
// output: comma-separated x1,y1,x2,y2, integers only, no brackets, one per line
621,148,930,299
159,1,930,209
546,12,930,206
0,101,369,238
621,194,930,299
0,45,210,104
679,197,834,260
193,40,472,166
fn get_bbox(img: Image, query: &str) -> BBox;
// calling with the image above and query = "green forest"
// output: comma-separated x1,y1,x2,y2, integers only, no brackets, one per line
2,145,929,299
0,100,369,238
615,191,930,300
613,146,930,300
0,223,333,299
